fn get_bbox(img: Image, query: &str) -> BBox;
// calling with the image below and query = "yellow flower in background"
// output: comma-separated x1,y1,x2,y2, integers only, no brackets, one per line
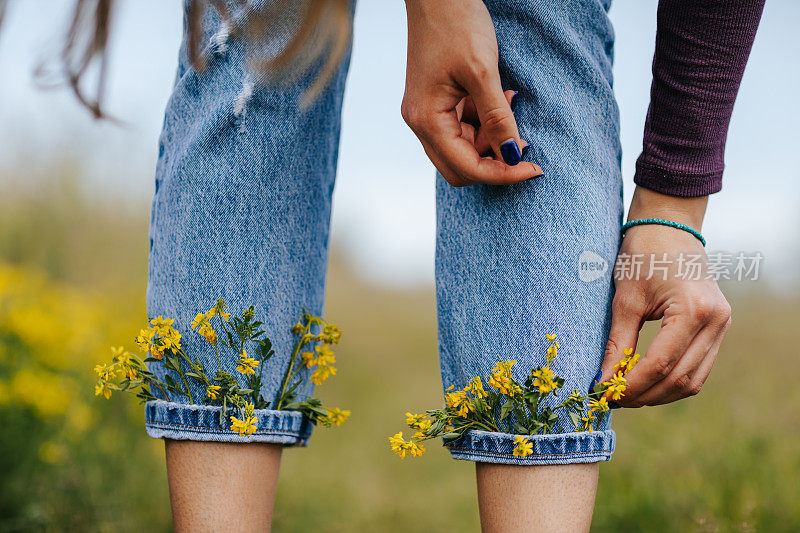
325,407,350,426
95,381,112,399
94,362,114,380
465,376,488,399
604,372,628,401
236,350,259,376
206,384,222,400
532,366,560,394
513,435,533,457
291,320,305,334
310,364,337,385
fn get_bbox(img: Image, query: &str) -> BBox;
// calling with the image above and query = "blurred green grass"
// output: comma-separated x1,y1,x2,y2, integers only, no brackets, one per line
0,168,798,531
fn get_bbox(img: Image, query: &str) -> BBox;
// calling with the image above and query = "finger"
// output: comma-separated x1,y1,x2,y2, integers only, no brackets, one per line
418,137,470,187
474,92,527,157
635,317,730,406
462,71,525,166
461,90,518,131
619,313,705,403
429,117,541,185
599,289,645,382
404,95,541,184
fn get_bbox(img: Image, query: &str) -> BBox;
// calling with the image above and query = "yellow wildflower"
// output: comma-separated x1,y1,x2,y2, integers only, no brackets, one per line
405,412,426,428
313,344,336,367
94,363,113,380
206,384,222,400
190,312,206,329
588,396,610,413
445,389,471,417
604,372,628,401
408,439,426,457
236,350,260,376
465,376,488,399
300,351,315,368
134,328,155,352
318,324,342,344
325,407,350,426
94,381,112,399
531,366,559,394
198,323,217,345
230,402,257,436
310,364,337,384
291,320,305,334
230,415,257,436
512,435,533,457
389,432,412,458
614,348,641,376
580,411,596,432
488,360,520,396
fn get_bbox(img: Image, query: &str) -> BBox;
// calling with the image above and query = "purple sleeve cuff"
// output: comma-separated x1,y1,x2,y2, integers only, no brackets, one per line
636,0,765,198
634,160,723,198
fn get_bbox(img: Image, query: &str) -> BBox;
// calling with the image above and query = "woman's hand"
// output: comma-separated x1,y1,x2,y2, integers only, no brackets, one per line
401,0,543,187
601,186,732,406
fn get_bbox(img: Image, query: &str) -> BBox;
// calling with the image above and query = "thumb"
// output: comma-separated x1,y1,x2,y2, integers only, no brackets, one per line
599,293,644,382
464,73,527,166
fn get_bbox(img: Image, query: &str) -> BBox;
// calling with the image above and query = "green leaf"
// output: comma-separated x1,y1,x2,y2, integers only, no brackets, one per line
500,401,514,420
514,423,529,435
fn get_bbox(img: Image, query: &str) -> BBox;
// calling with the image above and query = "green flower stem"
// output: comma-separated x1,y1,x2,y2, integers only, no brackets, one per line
275,322,307,410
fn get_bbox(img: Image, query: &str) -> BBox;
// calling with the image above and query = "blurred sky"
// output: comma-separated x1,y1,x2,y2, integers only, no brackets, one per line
1,0,798,289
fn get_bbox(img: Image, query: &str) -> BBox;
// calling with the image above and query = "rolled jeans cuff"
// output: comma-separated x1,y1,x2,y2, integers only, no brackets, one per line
144,399,313,445
446,429,615,465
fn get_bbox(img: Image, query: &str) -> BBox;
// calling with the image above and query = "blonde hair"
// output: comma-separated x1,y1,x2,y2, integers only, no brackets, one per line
9,0,352,118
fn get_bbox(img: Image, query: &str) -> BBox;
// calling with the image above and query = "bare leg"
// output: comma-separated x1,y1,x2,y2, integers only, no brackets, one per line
476,462,599,532
165,439,283,532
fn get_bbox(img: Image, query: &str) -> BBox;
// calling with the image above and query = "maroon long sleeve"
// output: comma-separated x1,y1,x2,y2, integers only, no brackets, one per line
634,0,766,197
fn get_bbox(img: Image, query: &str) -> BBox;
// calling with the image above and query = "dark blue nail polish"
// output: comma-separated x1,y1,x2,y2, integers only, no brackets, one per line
499,139,522,166
609,401,621,409
510,91,519,112
521,144,530,159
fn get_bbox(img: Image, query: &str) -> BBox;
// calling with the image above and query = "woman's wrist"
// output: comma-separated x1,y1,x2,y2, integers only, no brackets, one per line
627,185,708,231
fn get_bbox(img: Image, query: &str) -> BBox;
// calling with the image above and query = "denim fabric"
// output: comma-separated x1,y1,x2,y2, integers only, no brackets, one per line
146,0,623,461
145,0,352,445
436,0,622,463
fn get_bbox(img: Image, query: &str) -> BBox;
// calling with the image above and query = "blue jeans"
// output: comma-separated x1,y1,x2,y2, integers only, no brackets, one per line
145,0,623,465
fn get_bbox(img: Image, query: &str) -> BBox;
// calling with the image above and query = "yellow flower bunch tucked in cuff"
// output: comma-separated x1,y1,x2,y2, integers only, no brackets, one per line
388,335,641,459
93,300,349,437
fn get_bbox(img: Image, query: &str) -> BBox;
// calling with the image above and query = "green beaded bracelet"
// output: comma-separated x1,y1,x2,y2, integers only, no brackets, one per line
621,218,706,247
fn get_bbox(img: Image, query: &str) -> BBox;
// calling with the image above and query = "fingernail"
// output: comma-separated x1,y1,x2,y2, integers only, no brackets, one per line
521,144,530,159
609,401,621,409
510,91,519,112
499,139,522,166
